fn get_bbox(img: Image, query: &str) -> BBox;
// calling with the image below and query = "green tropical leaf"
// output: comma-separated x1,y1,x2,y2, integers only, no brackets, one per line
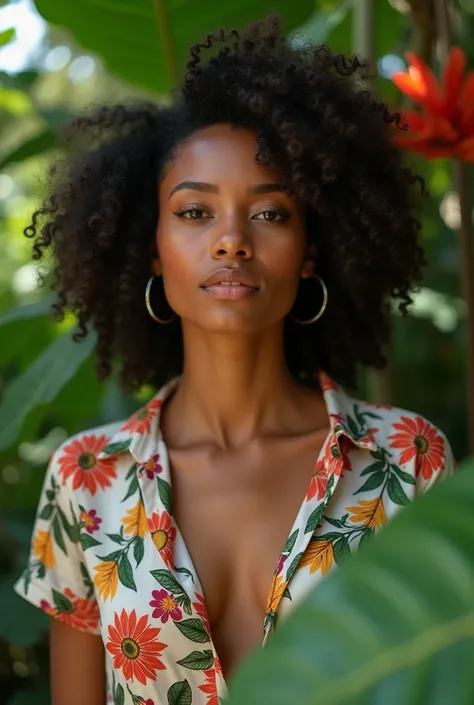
80,533,102,550
52,589,74,613
101,438,132,455
52,516,66,554
176,649,214,671
133,536,145,567
304,504,325,534
96,550,122,562
115,683,125,705
106,533,127,545
121,474,139,502
175,618,210,643
226,462,474,705
158,477,173,515
387,474,411,506
285,551,304,582
354,471,386,494
39,504,54,521
167,679,192,705
0,330,96,450
360,461,387,477
118,553,137,591
151,569,187,596
282,529,299,554
34,0,314,94
391,464,417,485
332,535,351,566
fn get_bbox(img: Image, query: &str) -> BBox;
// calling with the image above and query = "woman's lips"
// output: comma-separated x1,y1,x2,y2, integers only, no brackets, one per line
201,283,259,300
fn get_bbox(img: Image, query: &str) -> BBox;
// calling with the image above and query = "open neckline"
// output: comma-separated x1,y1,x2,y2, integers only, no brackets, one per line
156,427,334,696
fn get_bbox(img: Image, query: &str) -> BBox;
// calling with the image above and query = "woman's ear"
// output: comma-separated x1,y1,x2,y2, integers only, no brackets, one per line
150,241,162,276
151,256,162,277
301,243,317,279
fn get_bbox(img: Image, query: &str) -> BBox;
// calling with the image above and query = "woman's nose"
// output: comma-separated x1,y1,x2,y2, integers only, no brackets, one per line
211,228,253,260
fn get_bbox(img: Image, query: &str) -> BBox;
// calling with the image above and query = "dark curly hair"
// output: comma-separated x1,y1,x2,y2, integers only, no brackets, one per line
25,12,425,393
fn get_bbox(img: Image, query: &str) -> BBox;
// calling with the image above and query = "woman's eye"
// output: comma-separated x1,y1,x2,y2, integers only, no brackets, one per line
174,207,209,220
254,209,289,222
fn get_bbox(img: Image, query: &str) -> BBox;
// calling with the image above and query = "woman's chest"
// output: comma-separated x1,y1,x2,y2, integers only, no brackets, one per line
76,436,414,701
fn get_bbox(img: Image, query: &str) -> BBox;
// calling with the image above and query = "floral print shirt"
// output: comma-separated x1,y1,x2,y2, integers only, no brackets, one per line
14,372,454,705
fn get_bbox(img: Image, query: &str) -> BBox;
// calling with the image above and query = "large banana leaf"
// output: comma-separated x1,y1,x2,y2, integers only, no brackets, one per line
227,461,474,705
34,0,314,95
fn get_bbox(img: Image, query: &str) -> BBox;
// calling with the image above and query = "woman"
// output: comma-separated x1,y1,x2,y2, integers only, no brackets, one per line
15,13,454,705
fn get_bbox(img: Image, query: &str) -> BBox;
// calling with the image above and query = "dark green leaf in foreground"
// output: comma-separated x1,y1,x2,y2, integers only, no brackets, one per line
0,329,95,450
227,463,474,705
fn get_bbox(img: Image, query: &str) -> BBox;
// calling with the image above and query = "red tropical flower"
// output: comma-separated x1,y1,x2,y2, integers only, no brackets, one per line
392,47,474,160
58,435,117,496
148,511,176,569
106,609,167,685
388,415,445,480
121,399,162,435
149,589,182,623
80,508,102,534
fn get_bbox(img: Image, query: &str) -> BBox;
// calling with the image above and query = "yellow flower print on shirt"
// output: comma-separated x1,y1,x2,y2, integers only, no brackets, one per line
94,560,119,601
122,500,148,537
266,574,289,613
32,529,55,569
299,539,334,575
346,497,387,529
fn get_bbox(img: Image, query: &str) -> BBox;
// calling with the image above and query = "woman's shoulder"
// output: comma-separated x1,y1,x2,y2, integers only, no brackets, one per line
341,391,455,488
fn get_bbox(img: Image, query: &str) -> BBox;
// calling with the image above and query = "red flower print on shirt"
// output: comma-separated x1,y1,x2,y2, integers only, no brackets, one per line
121,399,162,435
80,508,102,534
199,668,219,705
148,511,176,569
306,436,347,501
106,609,167,685
56,588,100,632
139,454,163,479
58,434,117,496
150,589,183,623
388,416,445,480
193,592,211,635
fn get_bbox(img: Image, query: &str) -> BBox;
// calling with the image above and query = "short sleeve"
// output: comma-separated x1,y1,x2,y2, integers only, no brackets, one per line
416,428,456,495
14,445,100,635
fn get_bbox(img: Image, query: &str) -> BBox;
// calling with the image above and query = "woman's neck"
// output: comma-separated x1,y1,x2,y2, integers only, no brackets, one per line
162,322,318,451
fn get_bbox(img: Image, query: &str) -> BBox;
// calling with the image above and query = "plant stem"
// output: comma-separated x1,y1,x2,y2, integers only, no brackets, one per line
153,0,179,91
435,0,474,453
352,0,395,405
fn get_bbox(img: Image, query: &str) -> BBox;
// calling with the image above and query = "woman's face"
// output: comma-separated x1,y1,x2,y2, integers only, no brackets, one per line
154,124,313,334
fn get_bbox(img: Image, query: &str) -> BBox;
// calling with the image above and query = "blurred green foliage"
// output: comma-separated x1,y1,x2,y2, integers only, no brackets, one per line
0,1,472,703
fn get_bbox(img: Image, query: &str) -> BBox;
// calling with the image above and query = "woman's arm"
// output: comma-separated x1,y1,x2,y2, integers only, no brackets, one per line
50,619,106,705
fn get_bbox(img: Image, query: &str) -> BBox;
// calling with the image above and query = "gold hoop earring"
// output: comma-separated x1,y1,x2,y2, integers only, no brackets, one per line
289,274,328,325
145,276,176,324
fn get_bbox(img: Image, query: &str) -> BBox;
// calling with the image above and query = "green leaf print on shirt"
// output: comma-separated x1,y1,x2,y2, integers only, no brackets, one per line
177,649,214,670
168,679,193,705
176,618,210,643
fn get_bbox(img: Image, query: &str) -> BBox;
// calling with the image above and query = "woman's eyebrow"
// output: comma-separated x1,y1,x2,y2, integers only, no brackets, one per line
168,181,284,199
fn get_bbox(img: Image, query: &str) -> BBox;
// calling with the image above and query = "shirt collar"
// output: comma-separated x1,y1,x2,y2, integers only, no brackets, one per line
97,371,377,463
